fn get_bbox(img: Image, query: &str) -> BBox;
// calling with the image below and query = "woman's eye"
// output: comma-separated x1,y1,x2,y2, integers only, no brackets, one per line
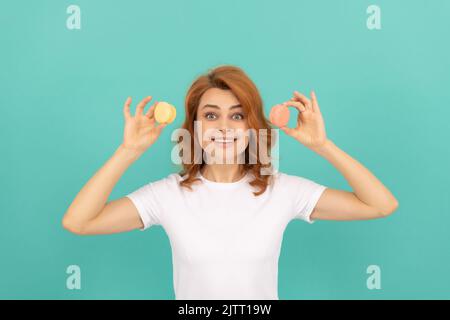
204,112,244,120
205,113,217,120
232,113,244,120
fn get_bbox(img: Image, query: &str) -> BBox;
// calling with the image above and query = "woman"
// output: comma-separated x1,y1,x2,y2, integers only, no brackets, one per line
62,65,399,300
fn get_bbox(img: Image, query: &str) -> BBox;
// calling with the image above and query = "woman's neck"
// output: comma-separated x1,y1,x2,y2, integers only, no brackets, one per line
200,164,246,183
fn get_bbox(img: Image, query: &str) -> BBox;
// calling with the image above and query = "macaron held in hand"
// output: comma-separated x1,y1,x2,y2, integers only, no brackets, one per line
154,101,177,124
270,90,328,152
121,96,171,156
269,103,290,127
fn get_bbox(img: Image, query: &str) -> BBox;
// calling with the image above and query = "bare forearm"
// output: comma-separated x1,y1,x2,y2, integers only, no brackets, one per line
63,145,141,229
313,139,398,213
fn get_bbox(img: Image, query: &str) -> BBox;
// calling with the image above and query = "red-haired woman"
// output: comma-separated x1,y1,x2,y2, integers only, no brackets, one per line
62,65,399,300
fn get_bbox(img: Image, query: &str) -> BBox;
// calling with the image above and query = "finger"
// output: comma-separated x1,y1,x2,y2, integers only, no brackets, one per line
280,125,296,137
282,100,306,113
293,91,312,111
311,90,321,114
135,96,153,116
155,122,168,134
145,101,158,118
123,97,132,120
290,95,306,108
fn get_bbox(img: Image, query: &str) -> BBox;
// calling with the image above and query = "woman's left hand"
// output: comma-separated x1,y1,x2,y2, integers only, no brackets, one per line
277,90,328,151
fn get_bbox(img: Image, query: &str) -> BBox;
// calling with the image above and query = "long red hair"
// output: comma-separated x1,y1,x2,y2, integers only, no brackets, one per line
177,65,277,196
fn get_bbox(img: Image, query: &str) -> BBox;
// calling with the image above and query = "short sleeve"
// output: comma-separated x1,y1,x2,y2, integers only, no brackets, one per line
126,182,164,231
290,175,327,224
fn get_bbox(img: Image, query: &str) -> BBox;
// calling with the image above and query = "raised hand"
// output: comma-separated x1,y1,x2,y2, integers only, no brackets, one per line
278,90,328,151
121,96,168,156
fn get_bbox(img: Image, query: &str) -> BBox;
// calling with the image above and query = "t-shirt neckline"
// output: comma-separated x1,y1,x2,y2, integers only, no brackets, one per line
198,170,250,188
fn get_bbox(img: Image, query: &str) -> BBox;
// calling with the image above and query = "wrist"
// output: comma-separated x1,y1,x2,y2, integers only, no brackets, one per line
115,144,142,163
311,139,334,156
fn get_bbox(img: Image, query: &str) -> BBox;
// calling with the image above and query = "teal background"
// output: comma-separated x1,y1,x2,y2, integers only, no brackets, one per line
1,0,449,299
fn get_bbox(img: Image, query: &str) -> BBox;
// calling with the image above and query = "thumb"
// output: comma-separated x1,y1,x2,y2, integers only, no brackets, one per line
280,126,295,136
156,123,168,133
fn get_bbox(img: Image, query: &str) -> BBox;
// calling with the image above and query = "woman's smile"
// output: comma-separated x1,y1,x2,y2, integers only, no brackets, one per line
211,136,238,148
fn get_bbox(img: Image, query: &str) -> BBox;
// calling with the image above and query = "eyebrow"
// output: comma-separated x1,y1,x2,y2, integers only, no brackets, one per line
201,104,242,110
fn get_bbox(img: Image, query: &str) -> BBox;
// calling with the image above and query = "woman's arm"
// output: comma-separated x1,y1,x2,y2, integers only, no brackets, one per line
62,145,141,234
62,96,167,234
311,139,398,220
275,90,398,221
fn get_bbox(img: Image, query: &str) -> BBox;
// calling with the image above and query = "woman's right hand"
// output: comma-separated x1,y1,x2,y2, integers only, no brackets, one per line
120,96,168,157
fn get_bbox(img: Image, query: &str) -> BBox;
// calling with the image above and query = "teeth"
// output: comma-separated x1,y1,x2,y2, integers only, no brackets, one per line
211,137,236,142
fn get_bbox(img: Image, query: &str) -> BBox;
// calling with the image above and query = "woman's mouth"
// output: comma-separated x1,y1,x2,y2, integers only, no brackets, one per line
211,137,238,148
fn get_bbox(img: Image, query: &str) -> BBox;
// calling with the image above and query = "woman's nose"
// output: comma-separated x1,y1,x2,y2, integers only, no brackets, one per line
218,128,235,139
217,121,230,133
219,117,238,131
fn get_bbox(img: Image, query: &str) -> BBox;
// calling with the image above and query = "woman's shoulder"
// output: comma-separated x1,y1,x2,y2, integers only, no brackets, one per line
266,170,290,182
269,170,316,187
144,172,183,189
272,171,327,197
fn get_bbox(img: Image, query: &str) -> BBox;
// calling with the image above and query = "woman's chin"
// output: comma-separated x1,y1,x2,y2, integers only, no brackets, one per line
203,150,246,164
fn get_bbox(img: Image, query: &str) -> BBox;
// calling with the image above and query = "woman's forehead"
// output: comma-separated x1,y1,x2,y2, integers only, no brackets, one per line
198,88,240,110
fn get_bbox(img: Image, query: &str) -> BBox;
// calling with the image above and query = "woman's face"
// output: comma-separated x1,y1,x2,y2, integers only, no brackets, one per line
195,88,250,164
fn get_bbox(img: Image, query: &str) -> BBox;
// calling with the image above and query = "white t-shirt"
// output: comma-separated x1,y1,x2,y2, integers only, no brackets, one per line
126,170,327,300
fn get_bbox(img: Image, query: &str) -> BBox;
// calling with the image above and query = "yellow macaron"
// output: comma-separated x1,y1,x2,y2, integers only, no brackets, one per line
154,101,176,124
